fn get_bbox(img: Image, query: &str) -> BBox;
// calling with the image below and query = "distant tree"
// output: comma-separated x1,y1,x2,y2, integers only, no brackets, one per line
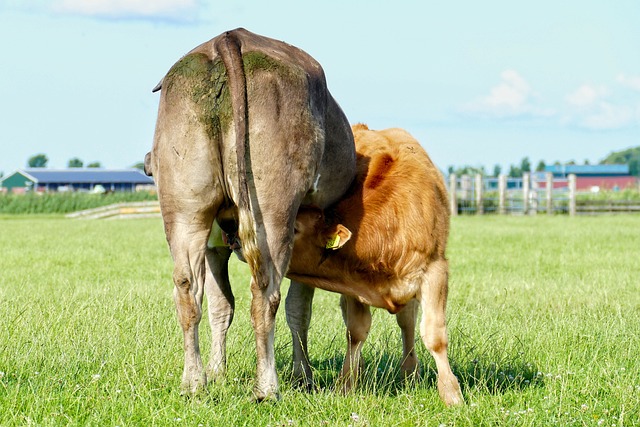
553,161,561,166
601,146,640,176
87,162,102,168
453,165,485,176
447,166,455,175
567,160,576,165
492,164,502,177
508,165,522,178
584,159,590,165
131,162,145,171
535,160,546,172
28,154,48,168
68,157,83,168
520,157,531,173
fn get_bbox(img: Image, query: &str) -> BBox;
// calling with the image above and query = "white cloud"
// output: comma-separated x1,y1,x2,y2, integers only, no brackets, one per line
565,84,608,108
580,102,637,130
462,69,552,118
564,82,640,130
617,74,640,91
53,0,198,20
483,69,531,109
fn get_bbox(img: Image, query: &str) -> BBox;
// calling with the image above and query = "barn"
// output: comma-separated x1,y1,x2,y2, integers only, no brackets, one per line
0,169,155,193
545,164,637,191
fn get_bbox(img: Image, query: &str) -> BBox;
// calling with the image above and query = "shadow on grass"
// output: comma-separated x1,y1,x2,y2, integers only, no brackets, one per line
276,332,545,397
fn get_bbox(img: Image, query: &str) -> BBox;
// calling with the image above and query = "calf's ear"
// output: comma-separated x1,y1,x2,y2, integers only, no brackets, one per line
325,225,352,250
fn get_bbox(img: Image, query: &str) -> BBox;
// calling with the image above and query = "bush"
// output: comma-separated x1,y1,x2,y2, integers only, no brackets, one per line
0,191,158,214
576,188,640,202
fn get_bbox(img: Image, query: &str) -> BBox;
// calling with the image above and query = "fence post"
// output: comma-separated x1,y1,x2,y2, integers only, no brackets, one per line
461,174,472,202
449,173,458,216
569,173,577,216
522,172,530,215
498,174,507,215
475,174,484,215
546,172,553,215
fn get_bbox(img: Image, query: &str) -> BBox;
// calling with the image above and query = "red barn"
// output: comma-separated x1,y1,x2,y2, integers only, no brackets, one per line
545,164,636,191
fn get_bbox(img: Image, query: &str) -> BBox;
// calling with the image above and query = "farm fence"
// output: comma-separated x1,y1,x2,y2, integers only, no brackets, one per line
448,173,640,216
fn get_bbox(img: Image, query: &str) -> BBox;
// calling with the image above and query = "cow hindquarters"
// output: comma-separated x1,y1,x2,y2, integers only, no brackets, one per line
285,281,315,389
418,259,463,406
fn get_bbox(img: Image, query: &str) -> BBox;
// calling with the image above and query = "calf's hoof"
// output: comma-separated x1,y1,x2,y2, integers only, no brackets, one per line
438,375,464,406
335,373,357,394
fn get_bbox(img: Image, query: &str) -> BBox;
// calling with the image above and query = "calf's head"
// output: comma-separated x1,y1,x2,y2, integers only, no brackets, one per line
292,207,352,264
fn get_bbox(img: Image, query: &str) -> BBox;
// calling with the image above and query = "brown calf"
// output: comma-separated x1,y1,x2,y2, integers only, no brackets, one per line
286,124,463,405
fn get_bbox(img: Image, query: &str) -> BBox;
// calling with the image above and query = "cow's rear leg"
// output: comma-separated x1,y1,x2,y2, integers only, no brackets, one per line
204,236,234,383
338,295,371,393
285,280,315,390
419,259,463,406
396,299,420,378
245,212,299,401
168,221,214,395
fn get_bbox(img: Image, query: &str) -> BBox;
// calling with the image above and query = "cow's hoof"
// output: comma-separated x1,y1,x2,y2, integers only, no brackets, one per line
206,364,226,384
253,385,280,403
291,371,314,392
180,373,207,396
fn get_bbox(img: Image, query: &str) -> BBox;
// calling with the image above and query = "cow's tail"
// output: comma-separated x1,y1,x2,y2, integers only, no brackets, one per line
215,31,263,282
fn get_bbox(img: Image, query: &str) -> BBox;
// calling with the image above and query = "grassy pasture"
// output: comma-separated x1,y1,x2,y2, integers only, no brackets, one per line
0,215,639,426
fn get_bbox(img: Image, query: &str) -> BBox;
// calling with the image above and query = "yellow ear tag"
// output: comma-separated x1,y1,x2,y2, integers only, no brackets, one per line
325,234,341,250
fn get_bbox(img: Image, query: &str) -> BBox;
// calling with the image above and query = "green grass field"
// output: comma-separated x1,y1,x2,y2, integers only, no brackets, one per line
1,215,638,426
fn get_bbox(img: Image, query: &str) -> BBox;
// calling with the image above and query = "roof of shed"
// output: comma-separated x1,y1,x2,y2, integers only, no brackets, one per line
545,164,630,175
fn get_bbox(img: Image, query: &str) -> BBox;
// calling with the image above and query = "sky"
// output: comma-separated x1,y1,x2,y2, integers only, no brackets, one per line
0,0,639,176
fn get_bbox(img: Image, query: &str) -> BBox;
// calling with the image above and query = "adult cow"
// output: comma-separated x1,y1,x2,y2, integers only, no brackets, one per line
145,28,355,400
285,124,464,406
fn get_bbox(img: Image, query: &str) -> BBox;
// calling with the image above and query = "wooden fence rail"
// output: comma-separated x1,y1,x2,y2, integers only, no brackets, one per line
66,201,160,219
448,173,639,216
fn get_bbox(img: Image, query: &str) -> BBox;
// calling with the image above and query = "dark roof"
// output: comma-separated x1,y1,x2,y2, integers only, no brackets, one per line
17,168,154,184
545,164,629,176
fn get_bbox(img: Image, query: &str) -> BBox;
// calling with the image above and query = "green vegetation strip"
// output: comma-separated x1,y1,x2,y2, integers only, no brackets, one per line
0,192,157,214
0,216,638,425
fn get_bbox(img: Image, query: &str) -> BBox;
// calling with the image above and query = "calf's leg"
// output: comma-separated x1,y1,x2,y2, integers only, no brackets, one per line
395,298,420,378
285,280,315,389
338,295,371,392
419,259,463,406
203,242,234,382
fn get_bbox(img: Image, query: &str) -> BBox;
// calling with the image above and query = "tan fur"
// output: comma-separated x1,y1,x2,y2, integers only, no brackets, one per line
289,124,449,310
286,124,463,405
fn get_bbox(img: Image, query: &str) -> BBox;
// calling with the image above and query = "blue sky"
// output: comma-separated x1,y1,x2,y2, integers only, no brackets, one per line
1,0,638,175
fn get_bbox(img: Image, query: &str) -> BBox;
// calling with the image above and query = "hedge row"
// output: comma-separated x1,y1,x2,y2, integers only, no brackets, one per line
0,192,158,214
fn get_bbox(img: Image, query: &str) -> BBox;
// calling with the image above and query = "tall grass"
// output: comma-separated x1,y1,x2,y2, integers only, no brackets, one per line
577,188,640,201
0,215,638,425
0,191,157,214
